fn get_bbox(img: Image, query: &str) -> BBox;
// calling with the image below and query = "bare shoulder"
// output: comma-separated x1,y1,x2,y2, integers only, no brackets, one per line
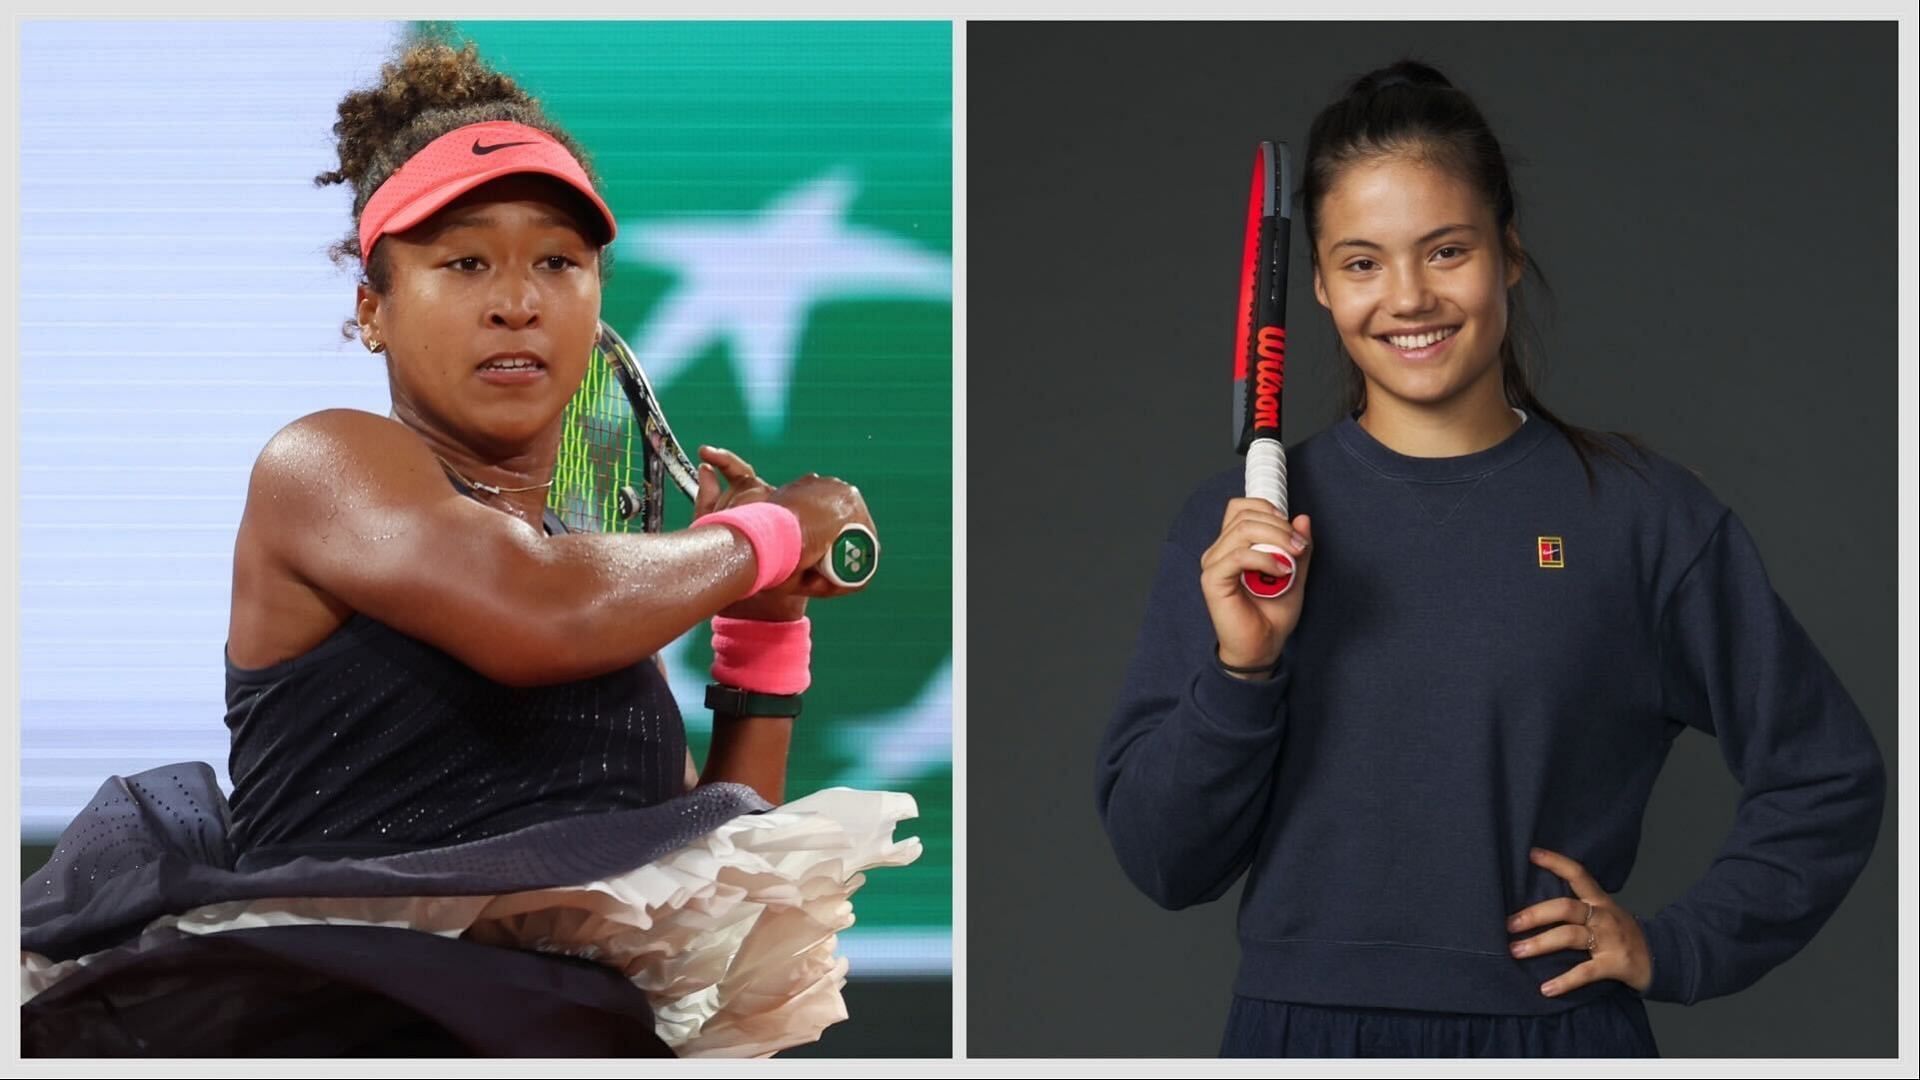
236,408,524,656
237,406,550,582
247,408,446,513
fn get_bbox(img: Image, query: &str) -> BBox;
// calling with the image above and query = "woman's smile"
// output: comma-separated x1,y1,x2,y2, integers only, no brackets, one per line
1310,156,1522,442
1374,323,1461,362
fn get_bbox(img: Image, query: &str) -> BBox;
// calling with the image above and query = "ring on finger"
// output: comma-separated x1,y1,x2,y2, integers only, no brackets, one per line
1582,900,1595,925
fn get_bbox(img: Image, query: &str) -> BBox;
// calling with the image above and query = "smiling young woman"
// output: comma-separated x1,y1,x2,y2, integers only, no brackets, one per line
21,37,914,1057
1313,155,1523,456
1094,60,1885,1058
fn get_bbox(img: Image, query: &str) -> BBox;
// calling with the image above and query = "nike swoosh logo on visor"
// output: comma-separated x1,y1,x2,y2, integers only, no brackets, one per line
472,139,538,155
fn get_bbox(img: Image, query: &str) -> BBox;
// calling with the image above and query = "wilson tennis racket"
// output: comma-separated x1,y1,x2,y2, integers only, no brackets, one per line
1233,141,1295,600
550,321,879,588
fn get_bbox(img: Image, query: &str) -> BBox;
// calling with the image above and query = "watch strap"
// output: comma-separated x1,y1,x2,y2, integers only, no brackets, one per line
705,682,804,718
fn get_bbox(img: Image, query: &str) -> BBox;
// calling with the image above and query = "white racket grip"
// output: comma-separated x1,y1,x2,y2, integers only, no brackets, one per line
1245,437,1288,517
1241,438,1295,599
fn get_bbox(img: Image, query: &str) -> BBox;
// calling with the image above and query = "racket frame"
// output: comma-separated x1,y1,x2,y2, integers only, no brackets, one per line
1235,141,1296,600
561,321,878,589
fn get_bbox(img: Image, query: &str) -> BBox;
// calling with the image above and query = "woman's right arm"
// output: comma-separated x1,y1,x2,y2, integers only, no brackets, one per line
1094,491,1312,910
245,409,860,687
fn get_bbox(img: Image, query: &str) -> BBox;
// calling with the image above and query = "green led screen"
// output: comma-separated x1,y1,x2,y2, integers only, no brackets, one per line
441,20,954,957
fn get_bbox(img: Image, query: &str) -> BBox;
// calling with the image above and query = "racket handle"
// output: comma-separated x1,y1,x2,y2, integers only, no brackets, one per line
820,522,879,588
1241,438,1295,599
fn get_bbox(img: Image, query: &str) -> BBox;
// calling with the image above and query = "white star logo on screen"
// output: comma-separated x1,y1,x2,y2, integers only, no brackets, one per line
827,660,953,791
618,170,952,437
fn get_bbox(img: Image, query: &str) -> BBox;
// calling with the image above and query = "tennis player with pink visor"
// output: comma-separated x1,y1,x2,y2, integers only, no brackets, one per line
21,41,918,1057
357,118,619,257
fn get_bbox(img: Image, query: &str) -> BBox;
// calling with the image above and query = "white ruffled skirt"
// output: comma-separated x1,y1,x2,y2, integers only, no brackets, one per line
23,787,921,1057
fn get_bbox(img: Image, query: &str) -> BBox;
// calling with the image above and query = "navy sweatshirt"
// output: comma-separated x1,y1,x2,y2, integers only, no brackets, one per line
1095,412,1884,1015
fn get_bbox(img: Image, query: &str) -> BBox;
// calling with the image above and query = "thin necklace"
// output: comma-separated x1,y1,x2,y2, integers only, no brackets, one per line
432,452,553,496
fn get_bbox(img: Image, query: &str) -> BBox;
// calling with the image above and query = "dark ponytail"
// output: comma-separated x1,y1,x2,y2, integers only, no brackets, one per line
1301,60,1644,487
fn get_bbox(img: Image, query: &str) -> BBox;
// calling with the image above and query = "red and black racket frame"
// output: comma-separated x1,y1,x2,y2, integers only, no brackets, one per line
1233,140,1296,599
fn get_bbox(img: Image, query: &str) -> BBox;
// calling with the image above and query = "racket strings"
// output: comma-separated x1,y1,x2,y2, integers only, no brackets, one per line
551,338,662,534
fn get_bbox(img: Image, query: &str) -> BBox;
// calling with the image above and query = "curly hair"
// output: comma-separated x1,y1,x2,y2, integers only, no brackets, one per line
315,32,609,336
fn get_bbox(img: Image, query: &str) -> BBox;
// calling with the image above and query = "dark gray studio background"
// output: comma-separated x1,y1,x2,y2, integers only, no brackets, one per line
967,22,1899,1058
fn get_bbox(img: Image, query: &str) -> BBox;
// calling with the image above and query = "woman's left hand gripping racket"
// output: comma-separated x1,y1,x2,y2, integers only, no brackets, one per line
1233,140,1295,599
550,320,879,589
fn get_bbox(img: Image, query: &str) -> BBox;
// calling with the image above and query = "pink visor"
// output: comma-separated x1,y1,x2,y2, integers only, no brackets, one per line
357,120,618,263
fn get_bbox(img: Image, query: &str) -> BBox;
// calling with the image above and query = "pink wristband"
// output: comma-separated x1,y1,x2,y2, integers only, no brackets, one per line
711,615,812,695
693,503,803,595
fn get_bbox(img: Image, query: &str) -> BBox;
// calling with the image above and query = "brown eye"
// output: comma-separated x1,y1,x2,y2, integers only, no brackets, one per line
541,255,576,271
448,256,485,272
1433,246,1465,261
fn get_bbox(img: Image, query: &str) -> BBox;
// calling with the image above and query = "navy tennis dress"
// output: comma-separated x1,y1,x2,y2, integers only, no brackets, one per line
22,478,767,1055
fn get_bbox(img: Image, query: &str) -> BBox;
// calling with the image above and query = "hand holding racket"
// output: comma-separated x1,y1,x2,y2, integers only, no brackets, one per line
550,321,879,589
1232,140,1296,600
1201,496,1311,673
694,446,875,598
